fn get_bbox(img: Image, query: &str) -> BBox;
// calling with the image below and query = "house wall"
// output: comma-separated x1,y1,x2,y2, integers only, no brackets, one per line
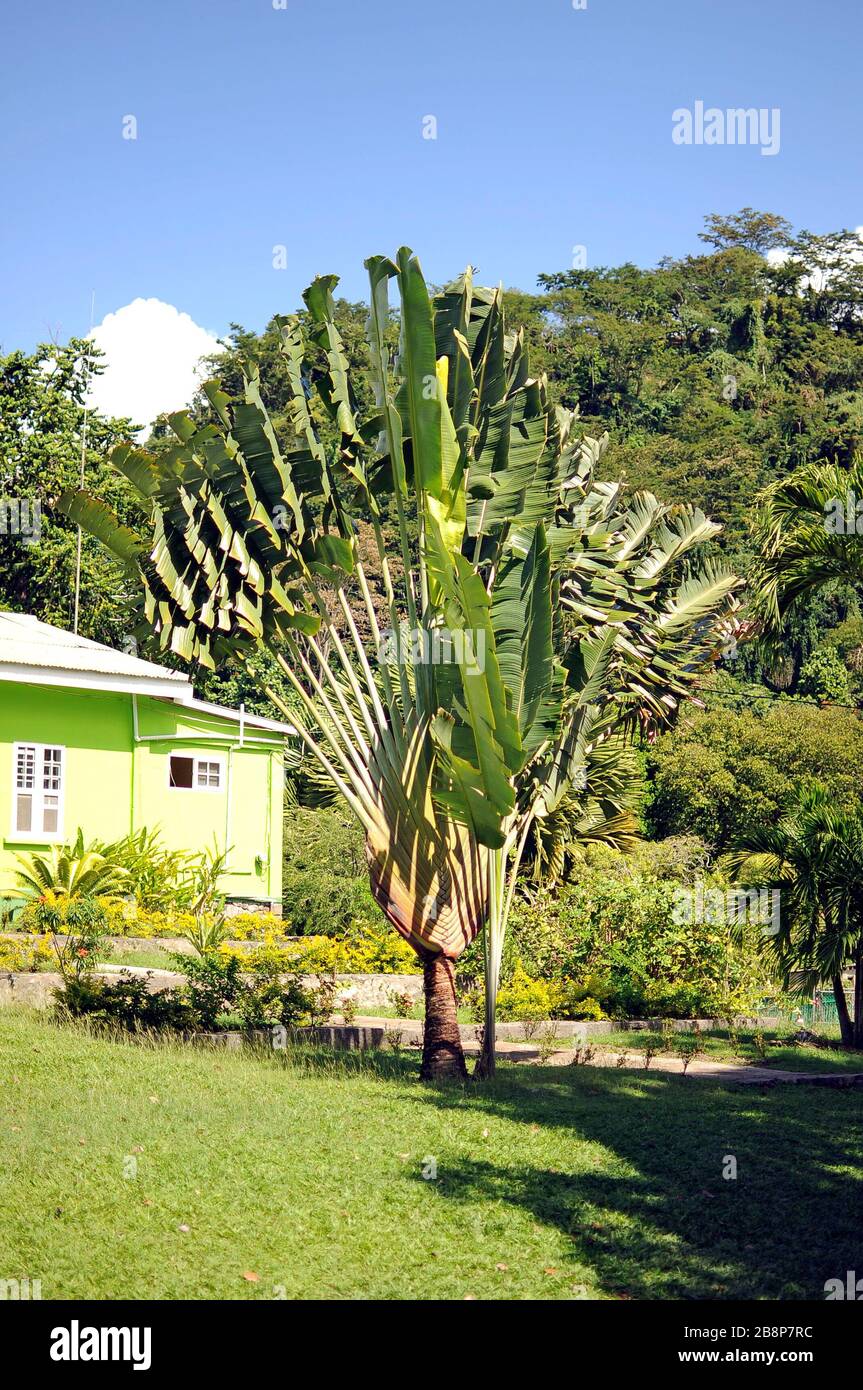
0,681,283,906
0,683,132,890
132,695,283,906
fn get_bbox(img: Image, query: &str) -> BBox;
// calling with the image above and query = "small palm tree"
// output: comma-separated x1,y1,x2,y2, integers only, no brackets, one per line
15,830,128,903
181,844,231,955
62,252,740,1078
750,457,863,626
724,784,863,1048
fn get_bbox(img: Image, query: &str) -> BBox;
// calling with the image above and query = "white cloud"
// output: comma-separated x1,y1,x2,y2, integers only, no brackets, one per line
766,226,863,292
87,298,224,432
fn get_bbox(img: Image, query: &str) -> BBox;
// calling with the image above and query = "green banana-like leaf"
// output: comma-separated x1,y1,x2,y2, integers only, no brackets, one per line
57,491,142,565
395,247,442,499
491,523,553,753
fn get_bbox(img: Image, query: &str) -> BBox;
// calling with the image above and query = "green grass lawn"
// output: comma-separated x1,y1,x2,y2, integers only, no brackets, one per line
98,947,182,970
2,1008,862,1300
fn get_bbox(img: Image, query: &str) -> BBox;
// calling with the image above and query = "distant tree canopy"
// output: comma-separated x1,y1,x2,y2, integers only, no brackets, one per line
646,704,863,848
196,210,863,564
4,209,863,711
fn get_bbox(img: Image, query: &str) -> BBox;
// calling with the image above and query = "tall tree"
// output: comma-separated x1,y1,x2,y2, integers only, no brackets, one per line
0,339,138,644
63,251,740,1079
698,208,793,255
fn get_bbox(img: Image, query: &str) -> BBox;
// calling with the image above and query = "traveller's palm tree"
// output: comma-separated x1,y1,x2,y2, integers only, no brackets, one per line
62,251,740,1077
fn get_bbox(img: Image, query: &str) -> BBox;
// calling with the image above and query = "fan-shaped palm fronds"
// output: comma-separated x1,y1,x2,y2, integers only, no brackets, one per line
15,831,128,902
61,251,739,1077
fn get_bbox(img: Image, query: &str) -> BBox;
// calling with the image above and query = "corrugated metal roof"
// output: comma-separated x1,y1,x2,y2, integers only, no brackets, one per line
0,612,295,736
0,612,189,683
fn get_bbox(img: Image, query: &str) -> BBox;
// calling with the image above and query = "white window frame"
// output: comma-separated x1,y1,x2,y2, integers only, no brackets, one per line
10,742,66,842
167,752,225,794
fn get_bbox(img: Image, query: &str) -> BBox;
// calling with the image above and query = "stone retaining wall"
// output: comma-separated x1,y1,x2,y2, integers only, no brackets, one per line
0,971,743,1041
0,968,424,1014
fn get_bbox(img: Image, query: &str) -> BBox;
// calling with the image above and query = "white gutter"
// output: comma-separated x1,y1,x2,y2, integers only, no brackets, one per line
131,694,283,745
0,664,189,700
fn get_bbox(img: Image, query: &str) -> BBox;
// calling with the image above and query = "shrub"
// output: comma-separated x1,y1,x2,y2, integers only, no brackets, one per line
96,829,198,912
387,987,416,1018
281,808,376,934
227,941,320,1028
29,896,108,984
226,913,289,941
174,946,333,1031
496,965,562,1024
274,923,420,976
0,934,54,973
556,978,609,1021
93,901,289,942
57,974,195,1031
178,952,245,1030
55,952,323,1034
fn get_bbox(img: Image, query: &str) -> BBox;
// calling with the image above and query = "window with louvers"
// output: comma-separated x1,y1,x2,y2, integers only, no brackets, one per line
13,744,64,837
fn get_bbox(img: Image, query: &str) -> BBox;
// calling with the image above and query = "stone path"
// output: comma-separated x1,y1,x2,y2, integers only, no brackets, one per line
354,1016,863,1086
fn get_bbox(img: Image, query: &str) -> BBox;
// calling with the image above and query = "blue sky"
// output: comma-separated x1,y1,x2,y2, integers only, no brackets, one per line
1,0,860,409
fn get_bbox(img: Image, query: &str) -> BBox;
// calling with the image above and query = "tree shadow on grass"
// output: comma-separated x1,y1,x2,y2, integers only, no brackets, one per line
412,1066,863,1300
259,1043,863,1298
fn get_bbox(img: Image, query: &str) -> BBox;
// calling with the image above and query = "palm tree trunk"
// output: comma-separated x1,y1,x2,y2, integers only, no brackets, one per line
420,952,467,1082
853,940,863,1049
832,971,854,1048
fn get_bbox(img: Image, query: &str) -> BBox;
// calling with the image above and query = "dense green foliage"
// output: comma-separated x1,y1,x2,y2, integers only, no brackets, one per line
0,341,138,642
281,807,375,935
646,703,863,847
457,840,773,1020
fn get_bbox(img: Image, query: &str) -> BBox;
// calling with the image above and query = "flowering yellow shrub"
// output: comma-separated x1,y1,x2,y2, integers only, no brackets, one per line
94,901,289,941
0,933,55,973
495,963,607,1022
218,925,420,977
20,891,417,974
226,913,288,941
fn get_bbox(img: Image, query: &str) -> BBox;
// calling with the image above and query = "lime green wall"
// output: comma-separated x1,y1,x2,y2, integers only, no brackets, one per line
132,695,283,904
0,681,283,905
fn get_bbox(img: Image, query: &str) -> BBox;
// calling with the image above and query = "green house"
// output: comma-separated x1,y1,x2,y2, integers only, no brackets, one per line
0,613,291,912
